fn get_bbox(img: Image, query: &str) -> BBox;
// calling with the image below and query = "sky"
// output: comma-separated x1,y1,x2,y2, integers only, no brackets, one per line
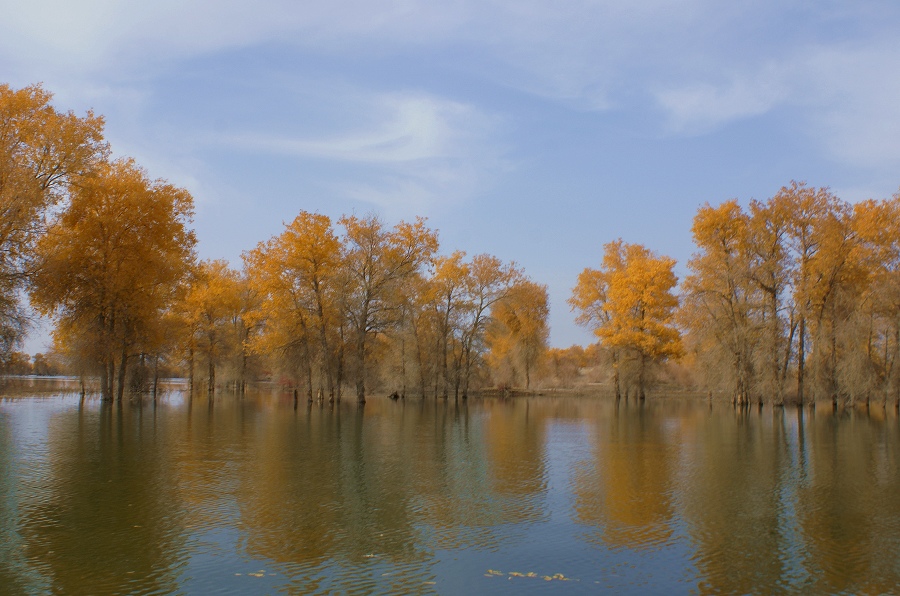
4,0,900,353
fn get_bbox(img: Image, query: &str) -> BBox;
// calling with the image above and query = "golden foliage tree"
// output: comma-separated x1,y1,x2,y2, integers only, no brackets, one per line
571,240,682,400
30,158,196,401
486,279,550,390
682,200,758,405
244,211,344,401
339,214,438,403
180,259,243,396
0,83,106,358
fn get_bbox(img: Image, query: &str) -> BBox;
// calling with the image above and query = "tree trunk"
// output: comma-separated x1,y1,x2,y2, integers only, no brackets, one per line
208,356,215,398
638,353,646,401
100,360,110,401
797,316,806,407
116,344,127,403
356,330,366,404
152,355,159,400
613,350,621,402
188,346,195,398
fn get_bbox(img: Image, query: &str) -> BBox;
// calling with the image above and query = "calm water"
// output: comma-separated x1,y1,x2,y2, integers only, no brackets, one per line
1,381,899,594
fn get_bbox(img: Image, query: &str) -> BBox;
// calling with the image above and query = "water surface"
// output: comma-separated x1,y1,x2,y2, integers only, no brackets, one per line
1,382,898,594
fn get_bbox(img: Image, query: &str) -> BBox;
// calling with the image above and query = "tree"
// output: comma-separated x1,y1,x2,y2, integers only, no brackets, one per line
244,211,343,401
0,83,106,357
682,200,759,405
571,240,682,400
180,259,242,396
486,279,550,389
339,214,438,403
30,158,196,401
430,251,470,398
457,254,520,398
853,194,900,409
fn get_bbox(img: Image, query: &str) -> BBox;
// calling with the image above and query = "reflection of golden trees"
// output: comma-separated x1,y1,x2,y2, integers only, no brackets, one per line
16,403,185,594
574,403,675,550
228,396,552,590
677,408,900,594
483,400,546,502
798,413,900,594
681,408,792,594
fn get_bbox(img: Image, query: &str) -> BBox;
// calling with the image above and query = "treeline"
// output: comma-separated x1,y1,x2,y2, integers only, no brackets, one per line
569,182,900,410
6,82,900,408
682,184,900,410
0,83,549,402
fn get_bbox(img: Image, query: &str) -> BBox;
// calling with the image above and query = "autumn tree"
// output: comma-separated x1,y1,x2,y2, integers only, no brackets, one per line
0,83,106,357
339,214,438,403
853,194,900,409
456,254,520,398
30,158,196,401
180,259,242,396
244,211,344,401
680,182,892,408
682,200,759,405
486,279,550,389
571,241,682,400
745,197,792,404
430,251,470,398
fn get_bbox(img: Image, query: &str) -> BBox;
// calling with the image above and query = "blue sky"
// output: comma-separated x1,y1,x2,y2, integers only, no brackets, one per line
4,0,900,351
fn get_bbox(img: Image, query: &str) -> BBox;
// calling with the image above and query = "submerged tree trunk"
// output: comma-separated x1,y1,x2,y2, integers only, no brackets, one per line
100,360,111,401
188,346,195,398
152,355,159,400
797,317,806,407
116,344,127,403
355,329,366,404
208,356,215,398
638,353,647,401
613,350,621,402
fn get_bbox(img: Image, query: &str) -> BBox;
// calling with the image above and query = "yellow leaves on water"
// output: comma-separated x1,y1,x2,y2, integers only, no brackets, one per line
485,569,574,581
235,570,269,578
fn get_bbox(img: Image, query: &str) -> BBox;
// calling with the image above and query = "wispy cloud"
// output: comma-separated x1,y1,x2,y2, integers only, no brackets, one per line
654,38,900,172
224,95,479,163
213,92,507,212
655,65,790,134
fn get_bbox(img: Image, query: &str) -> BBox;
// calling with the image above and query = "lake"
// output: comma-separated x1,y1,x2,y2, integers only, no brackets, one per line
1,380,898,594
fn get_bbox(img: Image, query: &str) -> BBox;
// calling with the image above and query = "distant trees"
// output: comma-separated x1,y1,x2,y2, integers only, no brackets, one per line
179,260,244,396
243,211,548,402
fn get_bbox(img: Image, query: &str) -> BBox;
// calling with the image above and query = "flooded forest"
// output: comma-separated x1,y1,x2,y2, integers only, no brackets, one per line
4,82,900,411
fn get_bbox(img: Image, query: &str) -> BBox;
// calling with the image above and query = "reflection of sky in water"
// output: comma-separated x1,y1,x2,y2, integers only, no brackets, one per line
0,385,897,594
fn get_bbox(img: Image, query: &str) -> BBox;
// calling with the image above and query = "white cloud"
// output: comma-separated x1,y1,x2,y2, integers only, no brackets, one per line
654,38,900,171
656,65,790,134
213,91,506,212
225,95,478,163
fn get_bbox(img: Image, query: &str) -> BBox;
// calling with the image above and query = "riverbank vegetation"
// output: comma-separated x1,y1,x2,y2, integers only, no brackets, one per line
2,82,899,409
